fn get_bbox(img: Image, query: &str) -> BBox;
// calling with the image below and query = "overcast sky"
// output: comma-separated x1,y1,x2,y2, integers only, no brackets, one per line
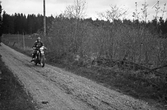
1,0,167,20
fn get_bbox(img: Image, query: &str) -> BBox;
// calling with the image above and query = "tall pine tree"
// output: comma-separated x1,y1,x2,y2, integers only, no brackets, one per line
0,1,2,43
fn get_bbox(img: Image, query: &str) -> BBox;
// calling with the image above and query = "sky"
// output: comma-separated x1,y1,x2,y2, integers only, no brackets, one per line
1,0,167,21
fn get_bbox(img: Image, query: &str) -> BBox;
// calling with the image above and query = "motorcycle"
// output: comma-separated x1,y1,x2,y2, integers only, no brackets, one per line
33,46,47,67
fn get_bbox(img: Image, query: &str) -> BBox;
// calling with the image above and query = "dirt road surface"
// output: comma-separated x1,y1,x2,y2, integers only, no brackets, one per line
0,44,162,110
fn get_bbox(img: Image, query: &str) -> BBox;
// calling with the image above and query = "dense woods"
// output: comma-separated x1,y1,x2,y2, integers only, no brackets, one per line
0,3,2,42
2,12,54,34
45,16,167,69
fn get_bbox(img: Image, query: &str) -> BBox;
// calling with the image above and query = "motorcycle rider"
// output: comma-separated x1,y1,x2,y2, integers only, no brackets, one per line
31,37,44,62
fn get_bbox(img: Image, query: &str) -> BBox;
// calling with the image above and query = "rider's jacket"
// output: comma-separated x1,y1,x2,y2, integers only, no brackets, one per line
33,40,43,50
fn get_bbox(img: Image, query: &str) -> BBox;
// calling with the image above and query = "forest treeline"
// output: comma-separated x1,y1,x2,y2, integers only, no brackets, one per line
2,12,54,34
2,12,167,37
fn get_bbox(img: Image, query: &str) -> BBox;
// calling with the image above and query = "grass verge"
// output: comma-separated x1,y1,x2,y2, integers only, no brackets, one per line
0,54,37,110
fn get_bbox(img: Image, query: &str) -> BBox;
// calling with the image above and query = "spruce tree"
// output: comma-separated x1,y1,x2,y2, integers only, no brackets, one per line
0,2,2,43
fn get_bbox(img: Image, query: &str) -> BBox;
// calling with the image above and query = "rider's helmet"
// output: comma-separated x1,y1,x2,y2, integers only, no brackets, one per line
37,37,41,42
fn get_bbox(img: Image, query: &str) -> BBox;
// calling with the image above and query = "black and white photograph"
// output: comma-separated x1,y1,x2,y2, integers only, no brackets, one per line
0,0,167,110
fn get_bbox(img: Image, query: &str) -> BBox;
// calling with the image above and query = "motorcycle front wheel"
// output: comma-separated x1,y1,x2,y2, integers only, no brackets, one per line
40,57,45,67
